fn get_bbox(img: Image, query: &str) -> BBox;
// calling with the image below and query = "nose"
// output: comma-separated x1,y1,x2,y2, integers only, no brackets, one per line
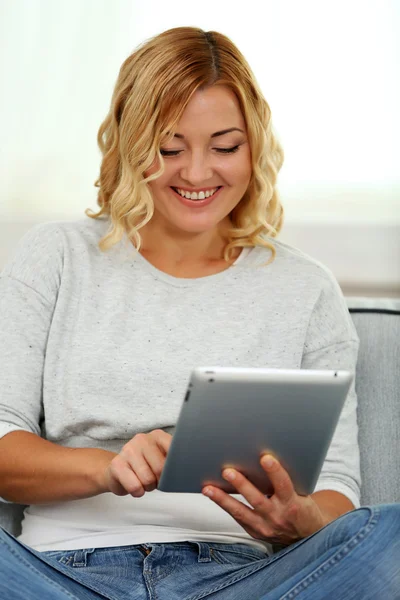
180,151,214,186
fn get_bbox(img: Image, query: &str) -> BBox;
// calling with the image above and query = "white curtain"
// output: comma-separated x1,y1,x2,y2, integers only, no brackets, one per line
0,0,135,217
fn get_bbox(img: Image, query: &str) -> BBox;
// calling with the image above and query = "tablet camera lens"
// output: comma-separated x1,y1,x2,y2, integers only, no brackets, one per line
209,378,214,383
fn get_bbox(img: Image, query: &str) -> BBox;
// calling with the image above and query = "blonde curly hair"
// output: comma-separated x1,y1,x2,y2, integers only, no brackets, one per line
87,26,284,263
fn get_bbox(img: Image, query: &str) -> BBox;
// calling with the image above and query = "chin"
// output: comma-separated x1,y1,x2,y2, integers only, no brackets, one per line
174,218,223,235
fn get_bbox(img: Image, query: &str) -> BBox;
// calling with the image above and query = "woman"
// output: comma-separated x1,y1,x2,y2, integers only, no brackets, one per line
0,26,399,600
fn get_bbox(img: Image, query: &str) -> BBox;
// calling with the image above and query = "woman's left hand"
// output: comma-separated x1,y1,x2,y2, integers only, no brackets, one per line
202,454,328,546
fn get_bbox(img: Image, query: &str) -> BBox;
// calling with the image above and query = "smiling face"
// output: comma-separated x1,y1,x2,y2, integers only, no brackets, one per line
144,85,252,240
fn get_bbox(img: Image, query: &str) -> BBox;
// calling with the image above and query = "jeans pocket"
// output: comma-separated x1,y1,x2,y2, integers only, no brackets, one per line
210,545,267,566
41,548,96,568
41,550,75,566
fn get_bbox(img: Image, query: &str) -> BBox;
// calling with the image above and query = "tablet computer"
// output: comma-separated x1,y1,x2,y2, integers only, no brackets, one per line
158,367,353,496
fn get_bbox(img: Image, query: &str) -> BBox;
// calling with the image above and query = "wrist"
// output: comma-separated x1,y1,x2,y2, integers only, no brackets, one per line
85,448,117,495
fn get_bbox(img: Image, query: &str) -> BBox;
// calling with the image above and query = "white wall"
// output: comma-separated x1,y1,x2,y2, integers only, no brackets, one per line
1,0,399,295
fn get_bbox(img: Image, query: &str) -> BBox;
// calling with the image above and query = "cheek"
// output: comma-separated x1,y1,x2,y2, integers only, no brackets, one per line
145,176,170,200
144,158,175,187
224,152,252,185
240,152,252,180
231,164,252,187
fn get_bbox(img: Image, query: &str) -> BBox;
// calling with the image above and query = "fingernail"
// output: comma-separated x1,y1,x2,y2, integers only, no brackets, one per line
223,469,236,481
203,487,213,497
262,455,275,468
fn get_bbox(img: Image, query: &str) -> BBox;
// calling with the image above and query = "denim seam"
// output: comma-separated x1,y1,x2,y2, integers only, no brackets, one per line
187,555,271,600
209,546,266,562
0,536,80,600
150,563,177,584
143,568,158,600
144,555,177,587
210,549,263,566
279,507,380,599
40,560,115,600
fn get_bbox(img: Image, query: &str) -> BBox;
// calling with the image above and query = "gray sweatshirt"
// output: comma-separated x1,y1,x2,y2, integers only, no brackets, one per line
0,217,360,551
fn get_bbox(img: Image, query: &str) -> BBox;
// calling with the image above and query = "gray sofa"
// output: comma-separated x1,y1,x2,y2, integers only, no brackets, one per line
0,296,399,537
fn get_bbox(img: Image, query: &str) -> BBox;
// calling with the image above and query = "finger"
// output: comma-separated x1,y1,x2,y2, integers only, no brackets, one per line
137,432,170,485
202,484,259,531
141,446,168,485
221,468,273,514
127,452,159,492
125,434,164,491
260,455,295,503
151,429,173,454
108,457,145,497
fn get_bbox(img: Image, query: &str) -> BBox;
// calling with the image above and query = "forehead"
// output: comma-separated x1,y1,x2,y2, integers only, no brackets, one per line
176,86,245,130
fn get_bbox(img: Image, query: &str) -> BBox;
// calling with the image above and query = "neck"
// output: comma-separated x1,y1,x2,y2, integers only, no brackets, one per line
138,219,233,265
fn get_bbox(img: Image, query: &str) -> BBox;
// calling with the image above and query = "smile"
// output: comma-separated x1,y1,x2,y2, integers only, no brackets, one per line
169,186,224,208
171,187,222,200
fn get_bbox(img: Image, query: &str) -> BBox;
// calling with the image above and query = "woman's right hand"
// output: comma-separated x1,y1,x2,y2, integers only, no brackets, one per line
104,430,172,497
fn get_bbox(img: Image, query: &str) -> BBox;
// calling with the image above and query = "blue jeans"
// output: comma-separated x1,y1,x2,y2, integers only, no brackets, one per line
1,504,399,599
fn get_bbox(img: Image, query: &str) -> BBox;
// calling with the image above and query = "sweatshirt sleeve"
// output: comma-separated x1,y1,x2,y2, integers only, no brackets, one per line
301,270,361,508
0,223,63,441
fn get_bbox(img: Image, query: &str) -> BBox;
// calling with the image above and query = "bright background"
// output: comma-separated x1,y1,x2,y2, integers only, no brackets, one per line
1,0,399,295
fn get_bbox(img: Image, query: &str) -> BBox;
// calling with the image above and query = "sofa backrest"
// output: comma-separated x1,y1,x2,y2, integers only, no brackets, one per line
347,297,400,506
0,297,399,537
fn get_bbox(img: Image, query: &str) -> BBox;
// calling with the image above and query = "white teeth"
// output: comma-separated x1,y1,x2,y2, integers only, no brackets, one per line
175,187,218,200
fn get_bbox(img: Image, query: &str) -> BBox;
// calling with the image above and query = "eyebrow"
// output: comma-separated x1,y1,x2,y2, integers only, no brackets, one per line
173,127,245,139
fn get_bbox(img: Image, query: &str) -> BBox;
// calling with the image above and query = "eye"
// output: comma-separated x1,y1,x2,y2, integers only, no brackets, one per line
159,145,241,157
160,150,182,156
216,145,241,154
